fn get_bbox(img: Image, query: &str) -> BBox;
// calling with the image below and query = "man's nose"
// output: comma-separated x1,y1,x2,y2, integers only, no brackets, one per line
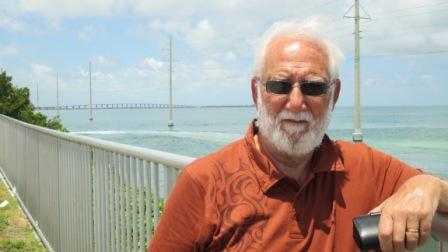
286,84,306,112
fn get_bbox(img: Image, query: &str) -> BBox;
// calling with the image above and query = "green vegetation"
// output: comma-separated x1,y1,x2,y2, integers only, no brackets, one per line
128,187,165,234
0,69,67,132
0,179,46,252
149,191,165,234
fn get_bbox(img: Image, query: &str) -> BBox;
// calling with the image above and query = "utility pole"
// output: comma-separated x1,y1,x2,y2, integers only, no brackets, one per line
89,62,93,121
167,34,174,127
36,82,39,109
344,0,370,143
353,0,362,142
56,73,60,118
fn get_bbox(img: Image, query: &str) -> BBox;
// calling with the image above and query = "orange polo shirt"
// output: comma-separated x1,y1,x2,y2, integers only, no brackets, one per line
148,121,421,251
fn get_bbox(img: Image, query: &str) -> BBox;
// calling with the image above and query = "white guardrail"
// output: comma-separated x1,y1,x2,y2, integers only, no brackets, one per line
0,114,195,252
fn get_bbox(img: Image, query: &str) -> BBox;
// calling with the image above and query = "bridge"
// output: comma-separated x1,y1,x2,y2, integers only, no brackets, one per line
37,103,193,110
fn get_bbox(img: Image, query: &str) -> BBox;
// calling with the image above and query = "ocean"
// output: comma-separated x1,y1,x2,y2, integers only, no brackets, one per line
42,106,448,179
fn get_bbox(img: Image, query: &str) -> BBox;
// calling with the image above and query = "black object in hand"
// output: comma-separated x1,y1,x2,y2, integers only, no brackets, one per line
353,212,381,251
353,211,447,251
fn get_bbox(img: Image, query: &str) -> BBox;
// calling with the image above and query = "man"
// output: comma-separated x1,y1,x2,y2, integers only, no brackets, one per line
148,18,448,251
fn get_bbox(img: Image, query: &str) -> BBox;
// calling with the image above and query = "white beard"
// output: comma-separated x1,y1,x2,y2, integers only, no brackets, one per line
256,88,333,157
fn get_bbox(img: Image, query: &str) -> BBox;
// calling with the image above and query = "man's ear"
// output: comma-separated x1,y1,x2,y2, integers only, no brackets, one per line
331,79,341,110
251,77,259,109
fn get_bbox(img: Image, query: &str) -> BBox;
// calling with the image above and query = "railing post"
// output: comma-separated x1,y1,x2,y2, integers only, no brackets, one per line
90,148,97,252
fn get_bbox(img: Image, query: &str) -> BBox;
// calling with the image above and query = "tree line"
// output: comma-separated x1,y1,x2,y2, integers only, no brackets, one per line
0,69,67,132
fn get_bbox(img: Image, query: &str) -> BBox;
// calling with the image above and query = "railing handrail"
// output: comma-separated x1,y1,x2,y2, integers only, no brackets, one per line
433,212,448,241
0,114,195,169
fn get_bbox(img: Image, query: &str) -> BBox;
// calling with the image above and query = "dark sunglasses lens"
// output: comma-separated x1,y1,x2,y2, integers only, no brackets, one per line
301,82,329,96
266,80,292,94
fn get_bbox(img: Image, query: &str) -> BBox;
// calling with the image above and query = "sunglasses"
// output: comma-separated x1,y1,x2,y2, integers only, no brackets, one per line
262,79,332,96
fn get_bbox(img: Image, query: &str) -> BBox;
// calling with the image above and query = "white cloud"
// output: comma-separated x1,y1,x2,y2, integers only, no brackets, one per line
224,51,237,61
8,0,447,57
47,19,63,32
360,0,448,55
92,71,114,82
0,44,20,57
0,15,25,31
91,56,115,67
429,31,448,48
141,58,164,71
421,74,433,83
133,0,205,18
18,0,125,18
149,19,190,34
364,78,376,87
78,25,102,42
31,63,53,75
408,60,417,68
186,19,216,50
67,58,170,102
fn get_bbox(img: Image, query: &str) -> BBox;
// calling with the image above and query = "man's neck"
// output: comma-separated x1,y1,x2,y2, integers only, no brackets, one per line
254,133,314,185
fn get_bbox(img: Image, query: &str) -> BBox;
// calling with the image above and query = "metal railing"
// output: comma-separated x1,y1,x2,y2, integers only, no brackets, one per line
0,114,195,252
433,212,448,252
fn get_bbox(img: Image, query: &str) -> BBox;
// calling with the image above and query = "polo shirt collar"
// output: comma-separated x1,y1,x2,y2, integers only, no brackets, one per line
310,135,345,173
244,119,345,193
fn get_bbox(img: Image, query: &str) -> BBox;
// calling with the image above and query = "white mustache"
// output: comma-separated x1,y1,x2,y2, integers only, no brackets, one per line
276,110,315,125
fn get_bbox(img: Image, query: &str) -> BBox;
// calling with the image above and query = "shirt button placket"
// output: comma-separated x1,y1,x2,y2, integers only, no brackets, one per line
289,192,303,239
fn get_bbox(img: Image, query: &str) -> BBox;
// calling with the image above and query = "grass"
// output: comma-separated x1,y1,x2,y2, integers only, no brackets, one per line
0,177,46,252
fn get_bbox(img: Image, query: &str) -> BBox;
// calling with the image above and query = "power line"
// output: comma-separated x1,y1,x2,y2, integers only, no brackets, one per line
365,20,448,32
343,49,448,59
176,63,251,72
361,49,448,58
176,75,249,82
36,82,39,108
363,27,448,39
372,7,448,20
89,62,93,121
56,73,60,118
368,1,448,15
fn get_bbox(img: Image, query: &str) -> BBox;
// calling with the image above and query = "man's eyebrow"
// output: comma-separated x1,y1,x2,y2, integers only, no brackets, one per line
266,73,289,80
305,76,326,82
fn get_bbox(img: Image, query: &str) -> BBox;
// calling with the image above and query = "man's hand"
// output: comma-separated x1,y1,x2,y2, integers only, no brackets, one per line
370,174,444,252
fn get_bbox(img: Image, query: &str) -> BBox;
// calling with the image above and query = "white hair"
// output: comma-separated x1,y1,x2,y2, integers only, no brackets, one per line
253,16,344,80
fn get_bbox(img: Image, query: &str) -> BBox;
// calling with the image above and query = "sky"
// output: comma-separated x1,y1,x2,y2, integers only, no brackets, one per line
0,0,447,107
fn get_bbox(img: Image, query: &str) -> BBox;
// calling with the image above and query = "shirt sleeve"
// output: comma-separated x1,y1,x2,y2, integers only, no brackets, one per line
147,169,206,252
371,147,423,201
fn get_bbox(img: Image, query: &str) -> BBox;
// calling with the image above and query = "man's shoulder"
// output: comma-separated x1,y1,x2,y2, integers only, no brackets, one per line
329,138,411,174
329,138,392,167
332,138,376,156
184,138,248,178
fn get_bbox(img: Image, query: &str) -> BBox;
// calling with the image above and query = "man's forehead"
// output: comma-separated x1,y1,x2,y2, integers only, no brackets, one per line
263,36,329,76
283,42,301,54
266,35,326,58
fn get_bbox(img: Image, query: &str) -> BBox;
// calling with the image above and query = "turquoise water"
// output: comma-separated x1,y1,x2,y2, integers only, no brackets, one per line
43,106,447,179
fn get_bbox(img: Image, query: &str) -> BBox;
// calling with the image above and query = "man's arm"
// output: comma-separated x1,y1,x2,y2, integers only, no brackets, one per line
371,174,448,252
438,178,448,212
148,169,206,251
